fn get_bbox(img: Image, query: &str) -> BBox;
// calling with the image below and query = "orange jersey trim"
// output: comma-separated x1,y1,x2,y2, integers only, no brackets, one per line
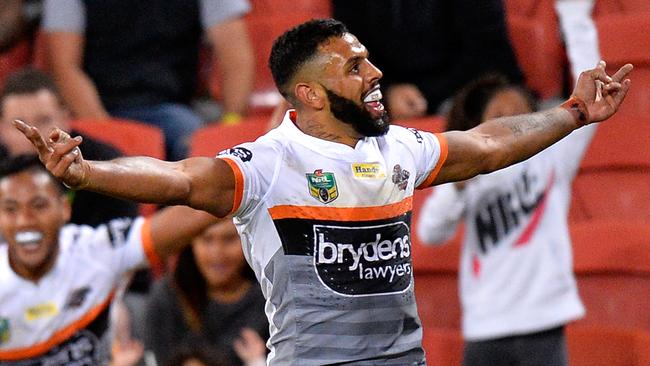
416,132,449,189
218,157,244,215
269,196,413,221
141,218,162,271
0,290,116,360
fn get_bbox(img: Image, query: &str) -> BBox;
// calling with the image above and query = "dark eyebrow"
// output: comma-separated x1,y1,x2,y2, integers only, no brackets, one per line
344,55,365,69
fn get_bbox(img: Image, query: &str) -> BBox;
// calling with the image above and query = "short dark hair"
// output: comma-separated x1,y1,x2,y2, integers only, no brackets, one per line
0,68,63,104
268,18,348,100
0,154,65,194
447,73,537,132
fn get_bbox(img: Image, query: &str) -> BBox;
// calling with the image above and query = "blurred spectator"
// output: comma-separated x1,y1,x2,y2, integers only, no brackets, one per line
0,154,218,364
145,219,268,366
0,0,41,53
42,0,255,160
0,68,138,226
110,300,145,366
415,4,603,362
332,0,523,120
416,74,589,365
164,340,227,366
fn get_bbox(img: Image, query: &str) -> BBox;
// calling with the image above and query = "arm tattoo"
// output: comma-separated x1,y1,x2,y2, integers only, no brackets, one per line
500,110,558,137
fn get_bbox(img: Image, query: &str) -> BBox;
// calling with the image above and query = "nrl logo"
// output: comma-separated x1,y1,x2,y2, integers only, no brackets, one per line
306,169,339,204
0,317,9,344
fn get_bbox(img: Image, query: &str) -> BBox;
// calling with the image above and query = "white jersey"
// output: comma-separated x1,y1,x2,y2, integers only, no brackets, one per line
417,125,596,341
0,217,156,365
217,111,447,365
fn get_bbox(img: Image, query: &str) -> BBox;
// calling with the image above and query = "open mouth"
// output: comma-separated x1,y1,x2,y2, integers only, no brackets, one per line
363,87,385,117
15,230,44,248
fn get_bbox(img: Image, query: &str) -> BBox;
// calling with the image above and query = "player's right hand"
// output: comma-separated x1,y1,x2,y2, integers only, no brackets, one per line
12,119,90,189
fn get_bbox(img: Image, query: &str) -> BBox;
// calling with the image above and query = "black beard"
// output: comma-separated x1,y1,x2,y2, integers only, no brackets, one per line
325,88,390,137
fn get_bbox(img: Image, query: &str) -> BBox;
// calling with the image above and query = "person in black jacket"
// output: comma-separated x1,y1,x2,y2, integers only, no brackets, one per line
332,0,524,120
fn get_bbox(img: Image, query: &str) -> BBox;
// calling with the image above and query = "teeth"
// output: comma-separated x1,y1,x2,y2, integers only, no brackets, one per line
15,231,43,245
363,88,383,103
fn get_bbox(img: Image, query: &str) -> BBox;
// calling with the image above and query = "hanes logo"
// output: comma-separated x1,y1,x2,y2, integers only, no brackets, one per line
24,302,59,321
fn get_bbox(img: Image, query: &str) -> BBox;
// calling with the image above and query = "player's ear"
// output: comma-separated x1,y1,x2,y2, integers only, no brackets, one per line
295,83,325,109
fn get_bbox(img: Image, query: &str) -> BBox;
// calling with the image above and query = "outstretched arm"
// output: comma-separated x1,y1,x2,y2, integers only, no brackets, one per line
434,62,632,185
148,205,220,260
11,122,236,218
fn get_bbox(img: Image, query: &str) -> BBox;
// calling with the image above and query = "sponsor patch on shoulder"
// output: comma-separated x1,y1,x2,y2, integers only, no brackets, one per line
25,302,59,321
219,147,253,162
351,163,386,180
407,127,423,143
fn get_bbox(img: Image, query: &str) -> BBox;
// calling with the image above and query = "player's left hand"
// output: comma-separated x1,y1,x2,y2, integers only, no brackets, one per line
12,119,90,189
572,61,632,123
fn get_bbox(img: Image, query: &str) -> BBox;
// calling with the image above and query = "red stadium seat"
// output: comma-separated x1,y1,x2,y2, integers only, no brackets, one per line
393,115,446,133
412,185,463,330
247,0,331,18
208,1,332,114
569,170,650,222
422,328,463,366
70,118,165,217
571,221,650,331
593,0,650,17
596,14,650,119
571,118,650,223
567,326,650,366
189,117,268,157
0,40,32,89
504,0,565,99
70,118,165,159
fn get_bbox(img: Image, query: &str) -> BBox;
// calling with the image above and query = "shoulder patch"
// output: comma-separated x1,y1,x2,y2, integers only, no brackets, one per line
219,147,253,162
407,128,423,143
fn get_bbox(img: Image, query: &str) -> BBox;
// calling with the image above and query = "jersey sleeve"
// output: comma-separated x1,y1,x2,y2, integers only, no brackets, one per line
547,123,597,181
389,125,449,189
199,0,250,29
416,183,466,245
42,0,85,32
215,138,280,218
78,217,155,277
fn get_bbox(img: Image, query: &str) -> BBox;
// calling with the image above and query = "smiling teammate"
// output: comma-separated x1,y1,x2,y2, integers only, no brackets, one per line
13,19,631,366
0,154,217,365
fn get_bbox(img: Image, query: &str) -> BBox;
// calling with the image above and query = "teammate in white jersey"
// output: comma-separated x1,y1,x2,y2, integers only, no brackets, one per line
0,154,217,365
13,18,631,365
